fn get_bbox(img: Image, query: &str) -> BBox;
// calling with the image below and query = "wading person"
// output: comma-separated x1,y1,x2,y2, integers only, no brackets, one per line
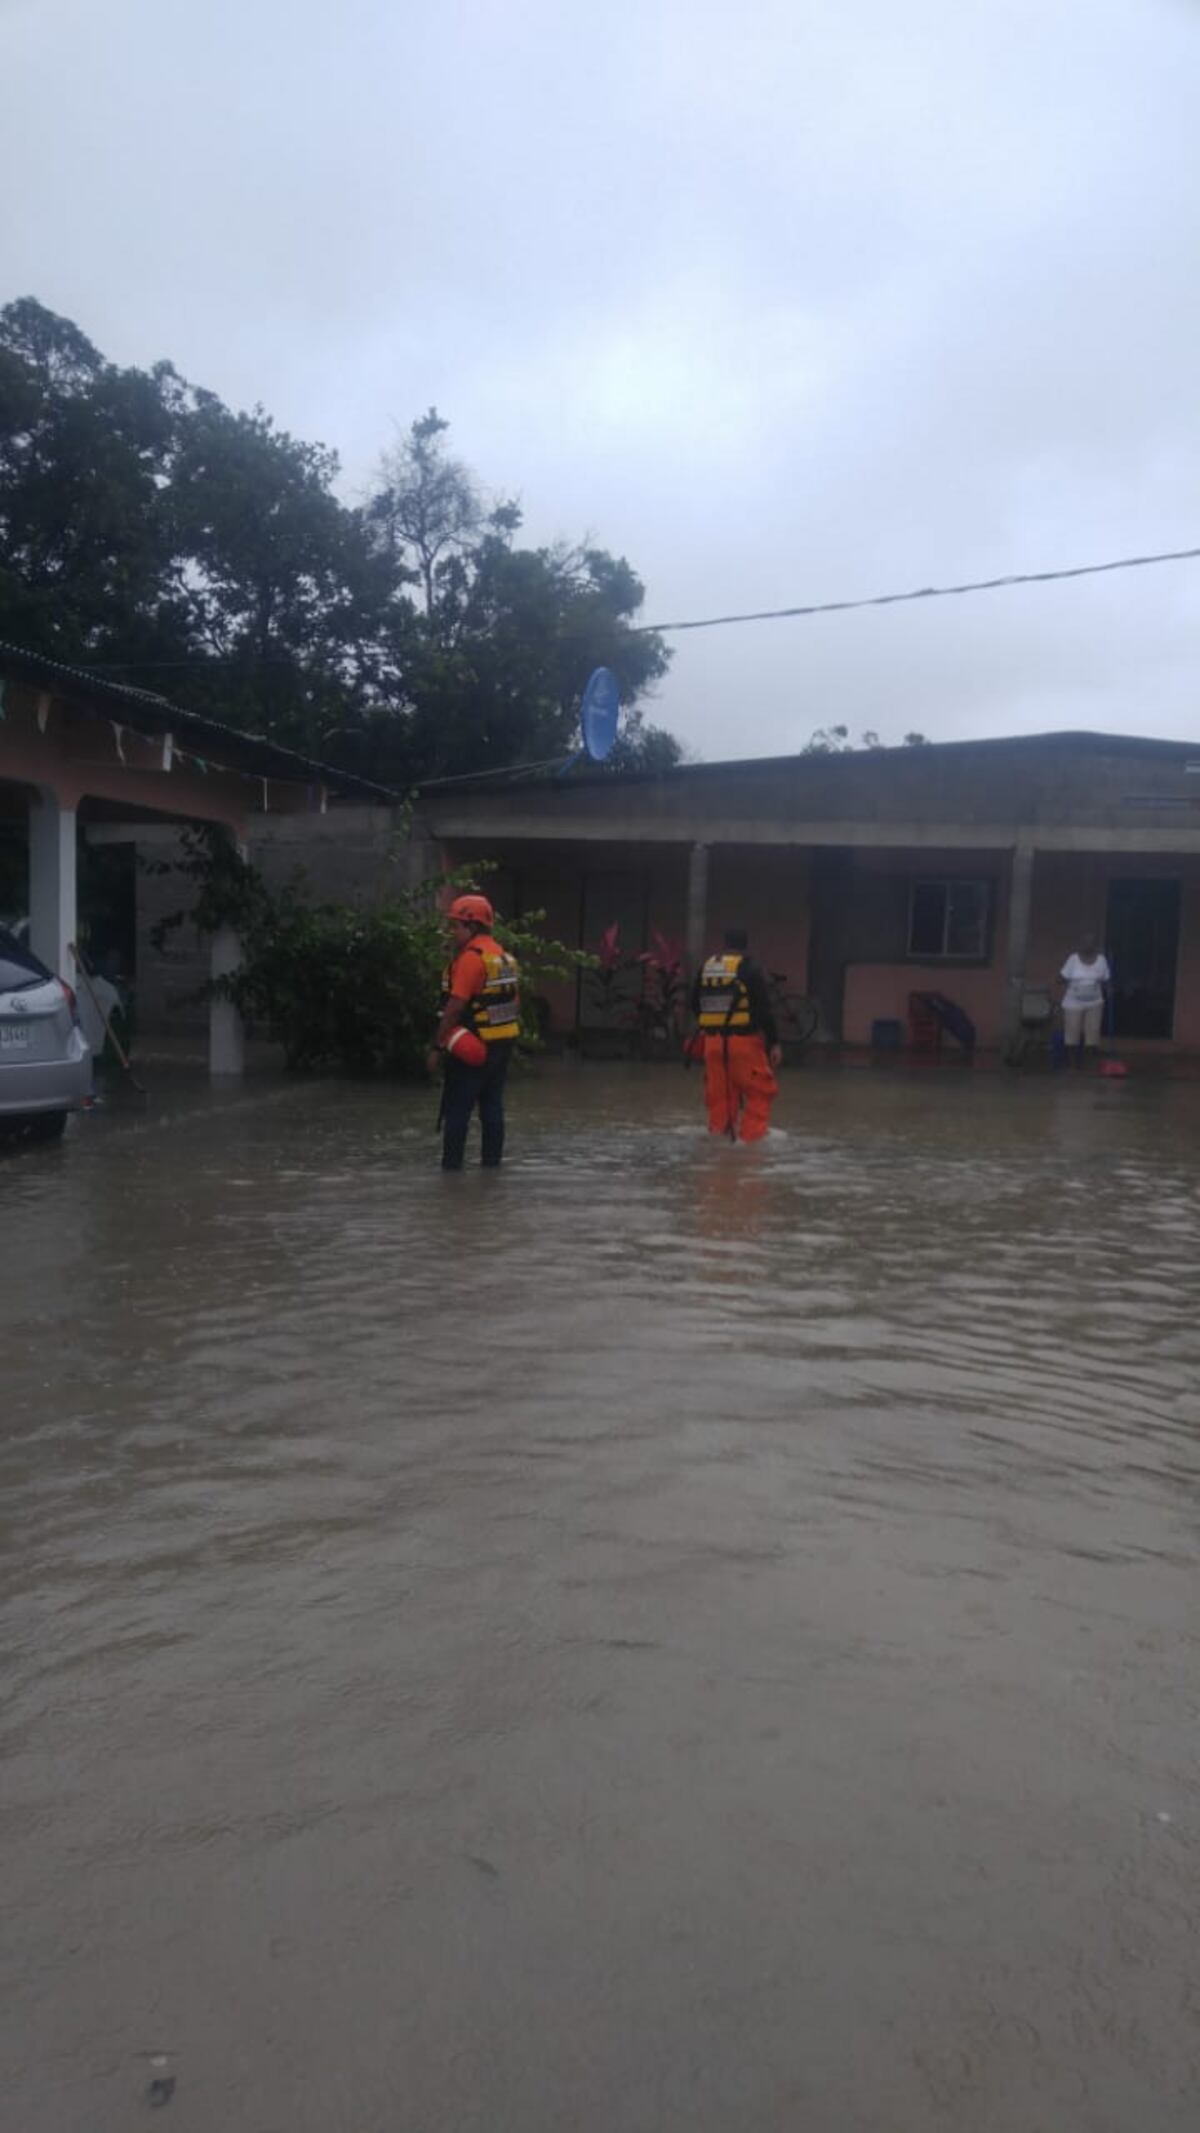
691,927,782,1142
426,895,521,1170
1058,930,1111,1068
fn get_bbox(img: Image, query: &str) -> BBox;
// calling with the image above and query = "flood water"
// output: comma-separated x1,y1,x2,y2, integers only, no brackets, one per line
2,1062,1198,2132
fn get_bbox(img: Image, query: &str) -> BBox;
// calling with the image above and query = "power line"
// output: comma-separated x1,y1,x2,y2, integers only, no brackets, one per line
76,653,327,672
63,540,1200,677
635,542,1200,636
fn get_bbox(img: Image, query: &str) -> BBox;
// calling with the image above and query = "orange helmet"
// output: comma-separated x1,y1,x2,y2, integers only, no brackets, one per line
446,893,494,927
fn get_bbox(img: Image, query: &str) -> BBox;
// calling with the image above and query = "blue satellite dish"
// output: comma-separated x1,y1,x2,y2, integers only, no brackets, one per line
579,667,621,762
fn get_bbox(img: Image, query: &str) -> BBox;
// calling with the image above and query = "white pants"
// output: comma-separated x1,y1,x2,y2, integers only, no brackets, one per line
1063,1002,1103,1047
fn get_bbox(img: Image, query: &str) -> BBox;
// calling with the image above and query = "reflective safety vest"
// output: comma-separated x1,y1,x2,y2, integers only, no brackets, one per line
697,953,753,1031
443,934,521,1044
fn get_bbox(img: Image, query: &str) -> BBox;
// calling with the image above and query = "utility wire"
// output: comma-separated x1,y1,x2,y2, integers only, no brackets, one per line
635,543,1200,635
68,540,1200,676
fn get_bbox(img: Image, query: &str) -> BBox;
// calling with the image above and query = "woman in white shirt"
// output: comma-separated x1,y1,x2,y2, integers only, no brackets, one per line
1059,931,1111,1062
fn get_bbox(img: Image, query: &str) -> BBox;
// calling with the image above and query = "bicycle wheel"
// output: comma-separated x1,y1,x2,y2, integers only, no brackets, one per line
781,996,820,1047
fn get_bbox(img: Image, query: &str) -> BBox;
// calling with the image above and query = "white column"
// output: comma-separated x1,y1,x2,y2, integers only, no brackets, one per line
1004,839,1036,1043
686,841,710,977
208,832,248,1080
28,789,77,980
209,921,245,1080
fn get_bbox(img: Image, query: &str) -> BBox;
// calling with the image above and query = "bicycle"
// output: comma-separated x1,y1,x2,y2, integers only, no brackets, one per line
766,973,821,1049
1002,986,1060,1070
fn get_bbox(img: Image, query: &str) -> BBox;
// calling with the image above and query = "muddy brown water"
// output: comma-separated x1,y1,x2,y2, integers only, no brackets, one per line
2,1063,1198,2132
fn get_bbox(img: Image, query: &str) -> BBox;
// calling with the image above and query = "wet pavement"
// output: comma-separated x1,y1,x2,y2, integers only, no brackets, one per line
2,1061,1198,2132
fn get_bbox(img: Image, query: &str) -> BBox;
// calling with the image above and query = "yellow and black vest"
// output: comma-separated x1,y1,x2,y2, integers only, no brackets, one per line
443,934,521,1044
697,953,753,1031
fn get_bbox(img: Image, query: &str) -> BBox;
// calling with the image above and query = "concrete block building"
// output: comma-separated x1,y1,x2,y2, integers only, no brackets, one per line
418,732,1200,1055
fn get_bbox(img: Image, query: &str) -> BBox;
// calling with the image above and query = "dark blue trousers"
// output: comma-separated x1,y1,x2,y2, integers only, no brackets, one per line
441,1045,512,1170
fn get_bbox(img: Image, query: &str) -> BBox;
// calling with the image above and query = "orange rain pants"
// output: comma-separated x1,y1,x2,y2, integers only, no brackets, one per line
703,1033,778,1142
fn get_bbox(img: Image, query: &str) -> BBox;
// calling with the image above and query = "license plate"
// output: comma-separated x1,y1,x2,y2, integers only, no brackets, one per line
0,1024,31,1049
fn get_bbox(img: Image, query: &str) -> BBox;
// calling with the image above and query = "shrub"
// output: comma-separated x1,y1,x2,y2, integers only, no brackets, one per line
153,826,587,1074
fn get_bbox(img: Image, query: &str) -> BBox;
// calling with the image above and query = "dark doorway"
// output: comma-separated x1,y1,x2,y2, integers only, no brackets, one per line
0,821,26,925
79,841,138,988
1105,878,1180,1039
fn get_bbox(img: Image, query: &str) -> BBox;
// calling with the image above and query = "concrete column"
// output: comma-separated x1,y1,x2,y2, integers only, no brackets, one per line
1004,839,1036,1042
686,841,710,975
399,814,443,895
28,788,77,980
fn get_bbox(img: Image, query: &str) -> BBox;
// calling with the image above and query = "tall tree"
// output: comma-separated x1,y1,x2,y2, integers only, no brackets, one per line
364,418,677,782
369,407,482,616
0,300,682,778
0,299,183,664
166,394,395,753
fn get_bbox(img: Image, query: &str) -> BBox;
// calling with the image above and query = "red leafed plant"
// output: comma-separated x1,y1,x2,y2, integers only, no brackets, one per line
588,920,628,1019
634,929,687,1050
597,921,622,972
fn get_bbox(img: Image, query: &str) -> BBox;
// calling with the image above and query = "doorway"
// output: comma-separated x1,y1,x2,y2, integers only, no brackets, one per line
1104,878,1180,1039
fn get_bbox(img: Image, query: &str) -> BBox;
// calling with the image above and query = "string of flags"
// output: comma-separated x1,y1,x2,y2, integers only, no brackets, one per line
18,688,329,811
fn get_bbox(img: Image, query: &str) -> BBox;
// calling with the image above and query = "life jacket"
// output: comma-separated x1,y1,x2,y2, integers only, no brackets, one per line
697,953,754,1032
442,933,521,1044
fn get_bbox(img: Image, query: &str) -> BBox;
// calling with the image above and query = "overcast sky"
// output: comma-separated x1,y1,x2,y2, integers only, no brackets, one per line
3,0,1199,759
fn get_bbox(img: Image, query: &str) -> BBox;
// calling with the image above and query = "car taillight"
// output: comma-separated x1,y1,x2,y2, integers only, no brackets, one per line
60,980,79,1021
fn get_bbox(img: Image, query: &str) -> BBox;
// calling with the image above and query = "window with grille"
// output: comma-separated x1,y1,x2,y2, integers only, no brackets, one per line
907,878,991,960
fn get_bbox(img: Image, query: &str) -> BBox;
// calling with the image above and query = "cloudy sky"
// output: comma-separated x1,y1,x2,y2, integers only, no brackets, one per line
3,0,1199,759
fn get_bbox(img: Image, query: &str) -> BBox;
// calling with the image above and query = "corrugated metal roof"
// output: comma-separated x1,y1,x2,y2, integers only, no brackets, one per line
0,638,398,802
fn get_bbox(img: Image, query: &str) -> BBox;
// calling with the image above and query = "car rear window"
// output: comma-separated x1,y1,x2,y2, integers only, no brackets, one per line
0,929,53,993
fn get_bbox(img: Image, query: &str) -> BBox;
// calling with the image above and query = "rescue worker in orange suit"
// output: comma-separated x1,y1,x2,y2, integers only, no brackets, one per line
425,894,521,1171
691,927,782,1142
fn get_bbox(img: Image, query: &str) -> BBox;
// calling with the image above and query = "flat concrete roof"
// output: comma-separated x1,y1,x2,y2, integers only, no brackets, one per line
416,728,1200,798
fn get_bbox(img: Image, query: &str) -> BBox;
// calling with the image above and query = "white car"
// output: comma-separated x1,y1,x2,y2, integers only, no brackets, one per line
0,929,92,1143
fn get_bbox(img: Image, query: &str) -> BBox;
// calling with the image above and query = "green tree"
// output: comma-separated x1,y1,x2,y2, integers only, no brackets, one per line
0,300,682,779
363,414,677,783
802,724,929,753
166,393,397,753
0,299,392,744
376,535,673,782
369,407,482,616
0,298,183,664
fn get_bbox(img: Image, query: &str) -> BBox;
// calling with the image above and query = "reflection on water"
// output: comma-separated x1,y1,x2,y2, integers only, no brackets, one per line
2,1065,1198,2132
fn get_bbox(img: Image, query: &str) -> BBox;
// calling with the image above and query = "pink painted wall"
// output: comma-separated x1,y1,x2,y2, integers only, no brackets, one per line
841,847,1010,1047
436,840,1200,1051
843,962,1006,1047
844,849,1200,1050
707,849,810,995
